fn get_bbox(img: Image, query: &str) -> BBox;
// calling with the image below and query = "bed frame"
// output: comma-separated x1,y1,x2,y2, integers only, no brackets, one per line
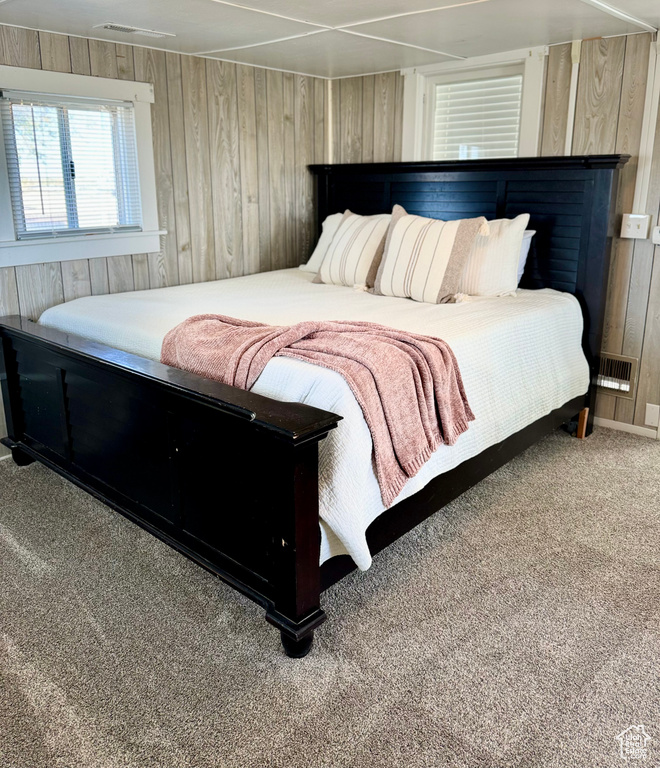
0,156,627,657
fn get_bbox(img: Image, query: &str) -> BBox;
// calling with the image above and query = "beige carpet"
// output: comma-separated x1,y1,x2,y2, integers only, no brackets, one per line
1,427,659,768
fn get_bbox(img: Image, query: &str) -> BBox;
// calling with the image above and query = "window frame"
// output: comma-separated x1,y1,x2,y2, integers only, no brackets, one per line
2,93,143,238
401,47,548,162
0,65,163,268
424,65,524,162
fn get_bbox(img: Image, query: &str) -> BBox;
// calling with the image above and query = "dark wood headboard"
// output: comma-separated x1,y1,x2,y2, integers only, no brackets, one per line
310,156,628,418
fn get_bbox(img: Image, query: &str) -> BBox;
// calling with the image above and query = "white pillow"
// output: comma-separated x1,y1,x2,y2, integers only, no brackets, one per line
517,229,536,285
373,205,488,304
314,210,390,288
458,214,531,296
299,212,344,273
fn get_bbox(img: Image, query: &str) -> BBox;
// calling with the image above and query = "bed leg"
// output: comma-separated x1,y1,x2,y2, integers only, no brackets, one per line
7,443,35,466
265,438,327,658
280,631,315,658
267,607,325,658
577,407,589,439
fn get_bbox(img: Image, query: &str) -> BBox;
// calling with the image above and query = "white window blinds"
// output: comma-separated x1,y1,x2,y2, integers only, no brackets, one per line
431,74,523,161
0,90,142,239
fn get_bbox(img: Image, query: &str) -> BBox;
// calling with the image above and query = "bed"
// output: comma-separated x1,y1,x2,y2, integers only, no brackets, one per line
0,156,627,656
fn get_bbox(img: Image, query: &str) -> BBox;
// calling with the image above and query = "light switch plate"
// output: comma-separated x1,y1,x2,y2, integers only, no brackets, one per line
621,213,651,239
652,226,660,246
645,403,660,428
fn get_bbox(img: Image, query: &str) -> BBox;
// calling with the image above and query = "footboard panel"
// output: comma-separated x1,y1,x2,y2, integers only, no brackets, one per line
0,316,340,646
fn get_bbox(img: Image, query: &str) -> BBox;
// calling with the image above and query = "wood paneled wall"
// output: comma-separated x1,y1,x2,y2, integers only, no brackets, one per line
1,23,658,445
331,74,404,163
541,33,660,430
0,24,329,455
0,26,328,308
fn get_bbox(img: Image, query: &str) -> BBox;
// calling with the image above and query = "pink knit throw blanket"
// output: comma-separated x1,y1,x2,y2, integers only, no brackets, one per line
162,315,474,507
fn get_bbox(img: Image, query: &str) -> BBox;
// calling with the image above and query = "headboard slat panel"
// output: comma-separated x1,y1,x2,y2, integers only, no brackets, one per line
310,155,628,424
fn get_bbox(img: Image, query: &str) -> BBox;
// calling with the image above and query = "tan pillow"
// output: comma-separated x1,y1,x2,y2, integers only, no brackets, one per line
458,214,531,296
314,210,390,287
373,205,489,304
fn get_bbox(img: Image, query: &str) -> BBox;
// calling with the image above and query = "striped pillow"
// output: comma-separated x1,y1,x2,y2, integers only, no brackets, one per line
373,205,489,304
314,210,390,287
458,214,531,296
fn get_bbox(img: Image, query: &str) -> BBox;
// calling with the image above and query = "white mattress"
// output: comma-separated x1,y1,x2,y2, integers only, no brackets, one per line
40,268,589,570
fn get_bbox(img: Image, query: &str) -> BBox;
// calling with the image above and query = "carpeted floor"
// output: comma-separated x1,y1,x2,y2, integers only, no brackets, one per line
1,427,659,768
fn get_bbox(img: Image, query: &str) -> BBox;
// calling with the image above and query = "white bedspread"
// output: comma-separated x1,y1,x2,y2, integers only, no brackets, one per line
40,268,589,569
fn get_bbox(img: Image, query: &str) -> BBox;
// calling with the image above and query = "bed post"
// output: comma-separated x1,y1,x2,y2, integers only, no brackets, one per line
265,436,327,658
0,336,34,465
575,156,627,437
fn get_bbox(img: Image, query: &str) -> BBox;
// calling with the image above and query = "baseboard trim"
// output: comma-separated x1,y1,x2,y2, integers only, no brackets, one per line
594,416,658,440
0,454,11,462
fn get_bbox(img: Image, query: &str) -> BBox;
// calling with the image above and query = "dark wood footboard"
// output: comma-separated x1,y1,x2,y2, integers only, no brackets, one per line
0,315,341,656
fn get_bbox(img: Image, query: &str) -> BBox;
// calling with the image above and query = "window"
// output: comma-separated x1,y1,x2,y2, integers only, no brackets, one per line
0,64,161,267
401,48,546,162
429,72,523,161
1,92,142,239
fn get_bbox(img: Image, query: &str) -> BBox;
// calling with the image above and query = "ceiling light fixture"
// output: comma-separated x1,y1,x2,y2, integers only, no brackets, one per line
93,23,176,39
577,0,657,33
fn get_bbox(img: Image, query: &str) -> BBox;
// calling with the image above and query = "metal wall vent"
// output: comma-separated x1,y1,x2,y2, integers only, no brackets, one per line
597,353,638,400
93,23,176,39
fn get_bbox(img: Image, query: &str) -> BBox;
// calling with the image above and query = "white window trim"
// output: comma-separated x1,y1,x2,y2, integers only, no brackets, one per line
0,64,165,267
401,46,548,162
